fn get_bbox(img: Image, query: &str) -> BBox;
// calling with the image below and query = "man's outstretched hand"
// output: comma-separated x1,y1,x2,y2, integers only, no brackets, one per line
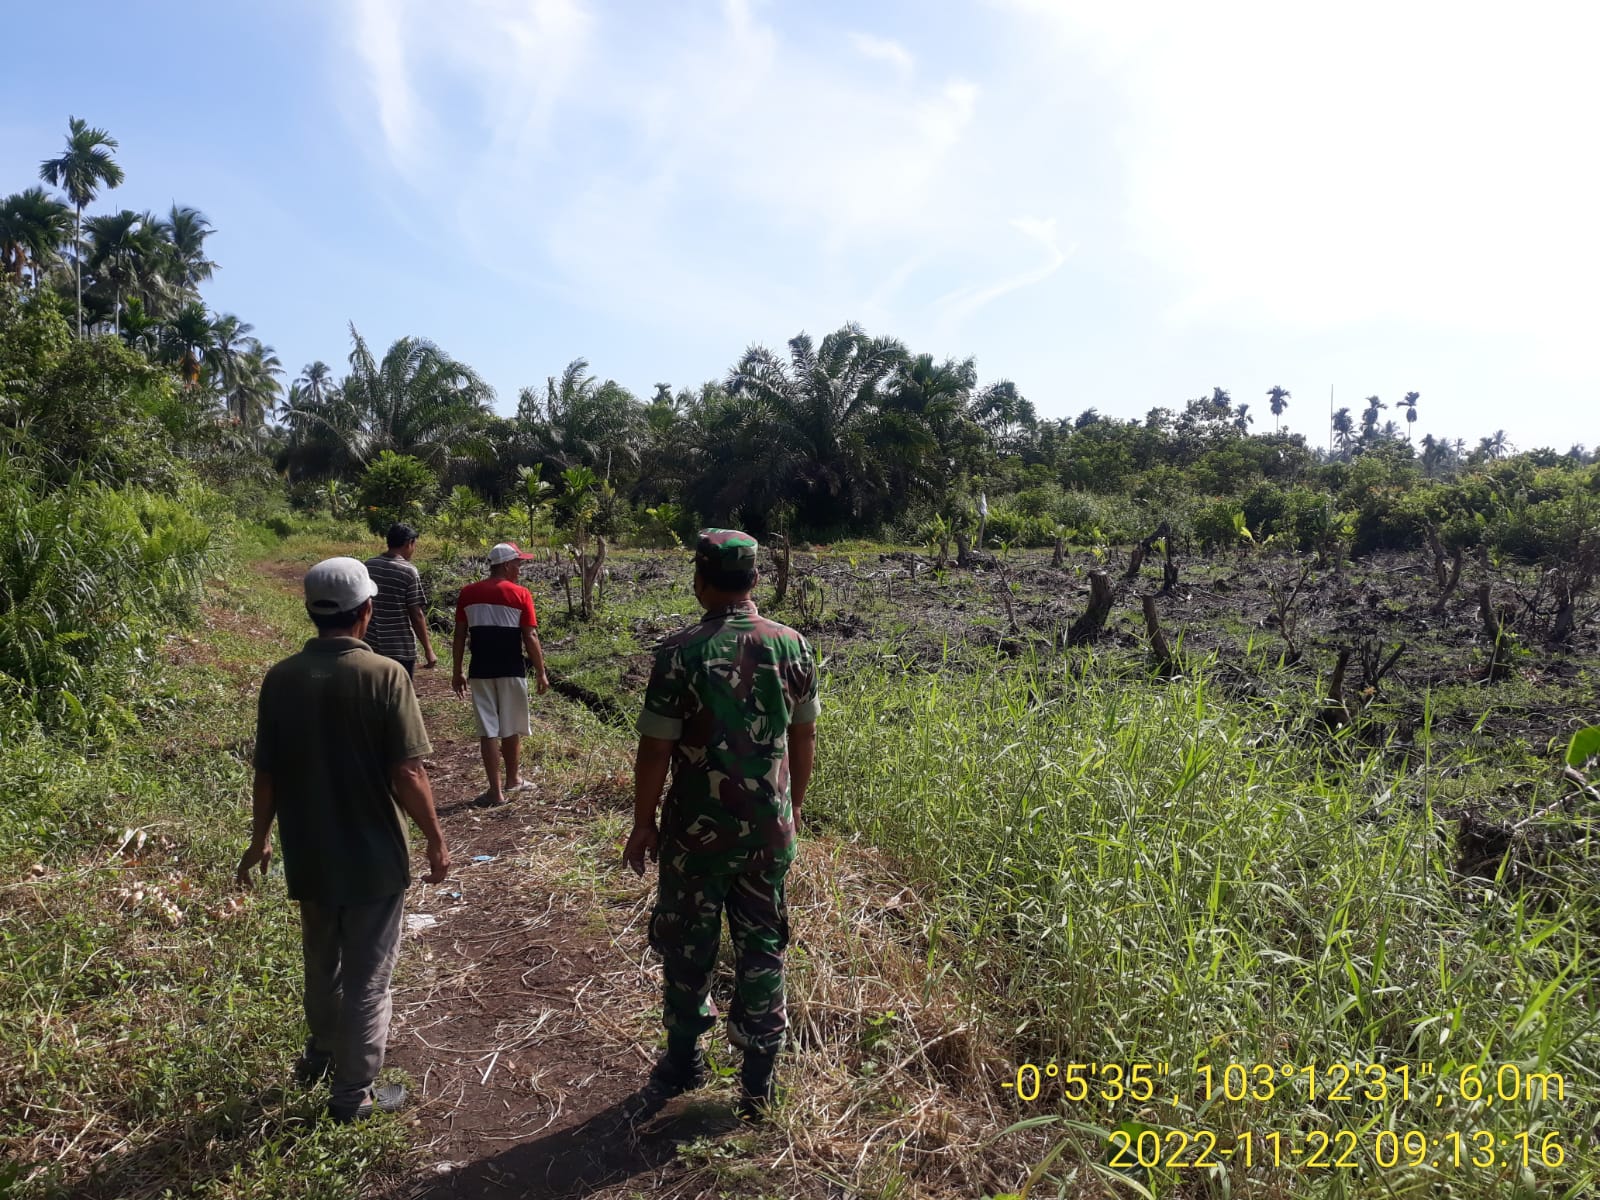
623,823,659,876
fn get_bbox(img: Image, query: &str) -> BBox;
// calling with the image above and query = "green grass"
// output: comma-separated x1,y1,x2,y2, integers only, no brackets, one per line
814,647,1599,1197
6,532,1596,1198
0,556,410,1199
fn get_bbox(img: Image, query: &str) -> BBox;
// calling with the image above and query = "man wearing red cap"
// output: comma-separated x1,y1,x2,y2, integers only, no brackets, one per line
452,542,550,804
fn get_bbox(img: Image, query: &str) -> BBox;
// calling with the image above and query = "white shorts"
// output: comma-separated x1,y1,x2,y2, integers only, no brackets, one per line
468,676,531,739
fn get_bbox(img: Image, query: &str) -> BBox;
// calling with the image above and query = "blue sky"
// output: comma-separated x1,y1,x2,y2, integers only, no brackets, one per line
4,0,1597,450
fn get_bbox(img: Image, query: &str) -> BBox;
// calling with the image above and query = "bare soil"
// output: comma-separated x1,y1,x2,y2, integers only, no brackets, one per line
380,666,761,1200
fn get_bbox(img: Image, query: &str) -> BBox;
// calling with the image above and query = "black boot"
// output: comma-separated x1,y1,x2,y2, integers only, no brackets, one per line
737,1049,778,1121
647,1034,707,1097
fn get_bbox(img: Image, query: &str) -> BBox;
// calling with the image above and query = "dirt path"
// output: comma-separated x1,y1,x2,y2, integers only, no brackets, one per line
380,650,744,1198
252,560,743,1198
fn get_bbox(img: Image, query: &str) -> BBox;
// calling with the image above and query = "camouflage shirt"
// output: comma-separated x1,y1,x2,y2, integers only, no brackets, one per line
636,600,821,871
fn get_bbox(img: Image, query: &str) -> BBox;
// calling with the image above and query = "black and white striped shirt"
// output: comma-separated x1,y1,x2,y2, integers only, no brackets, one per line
363,554,426,661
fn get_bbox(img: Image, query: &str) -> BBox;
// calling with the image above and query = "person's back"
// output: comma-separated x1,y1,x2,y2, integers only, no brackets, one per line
628,529,820,1119
648,601,815,871
237,555,447,1124
363,523,434,676
256,637,423,904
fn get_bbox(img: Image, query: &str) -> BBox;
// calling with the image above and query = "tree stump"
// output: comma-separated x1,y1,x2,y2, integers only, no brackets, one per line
1424,523,1449,591
770,535,792,606
1478,581,1515,681
1428,544,1464,615
1317,648,1353,730
1141,594,1179,675
1124,544,1146,580
1551,574,1575,643
1065,570,1113,646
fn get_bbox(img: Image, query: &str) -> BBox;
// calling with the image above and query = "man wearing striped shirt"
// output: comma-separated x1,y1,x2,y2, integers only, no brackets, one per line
364,524,438,678
452,542,549,805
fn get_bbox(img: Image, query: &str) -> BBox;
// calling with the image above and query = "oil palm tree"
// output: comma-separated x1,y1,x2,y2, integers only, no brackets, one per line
282,325,494,470
516,358,642,478
38,116,125,336
1266,385,1290,433
725,322,908,527
972,379,1038,454
0,188,72,288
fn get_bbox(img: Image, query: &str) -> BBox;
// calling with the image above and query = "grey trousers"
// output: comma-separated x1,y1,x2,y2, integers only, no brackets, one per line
299,891,405,1110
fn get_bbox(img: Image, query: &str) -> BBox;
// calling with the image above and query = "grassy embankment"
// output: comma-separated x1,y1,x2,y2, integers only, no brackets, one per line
0,529,412,1200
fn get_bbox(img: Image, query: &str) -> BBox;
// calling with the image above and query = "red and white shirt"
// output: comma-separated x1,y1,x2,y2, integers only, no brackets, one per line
455,579,537,679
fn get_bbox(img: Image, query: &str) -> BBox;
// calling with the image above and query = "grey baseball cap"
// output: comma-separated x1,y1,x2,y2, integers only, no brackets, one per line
304,556,379,615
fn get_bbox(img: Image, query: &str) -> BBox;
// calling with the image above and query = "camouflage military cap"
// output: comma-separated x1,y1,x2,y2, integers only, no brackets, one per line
694,528,759,572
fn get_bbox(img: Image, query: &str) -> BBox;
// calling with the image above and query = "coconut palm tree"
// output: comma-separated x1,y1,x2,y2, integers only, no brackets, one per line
1419,432,1439,477
38,116,125,337
1232,402,1254,434
1360,395,1385,444
0,188,72,288
298,360,336,405
84,209,159,336
155,205,215,298
207,313,256,394
226,340,284,430
1484,429,1511,460
1266,385,1290,433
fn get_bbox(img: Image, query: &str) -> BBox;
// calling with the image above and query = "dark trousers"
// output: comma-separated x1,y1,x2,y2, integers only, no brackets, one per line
299,891,405,1110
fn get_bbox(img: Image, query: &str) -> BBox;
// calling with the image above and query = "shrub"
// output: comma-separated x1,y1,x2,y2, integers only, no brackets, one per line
983,505,1054,548
1274,486,1334,551
0,466,217,733
358,451,437,534
1193,499,1247,553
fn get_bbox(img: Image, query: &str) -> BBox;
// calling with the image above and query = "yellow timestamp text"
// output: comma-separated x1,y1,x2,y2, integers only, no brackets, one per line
1003,1060,1568,1108
1106,1128,1569,1171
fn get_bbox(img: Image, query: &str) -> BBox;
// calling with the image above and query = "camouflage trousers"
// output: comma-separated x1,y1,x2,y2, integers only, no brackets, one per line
648,856,791,1055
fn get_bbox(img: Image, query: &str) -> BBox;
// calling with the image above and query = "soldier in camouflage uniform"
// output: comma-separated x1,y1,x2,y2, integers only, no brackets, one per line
624,529,820,1118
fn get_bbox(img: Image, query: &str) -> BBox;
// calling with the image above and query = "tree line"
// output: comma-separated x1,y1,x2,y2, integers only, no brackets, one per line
2,117,282,430
6,116,1594,560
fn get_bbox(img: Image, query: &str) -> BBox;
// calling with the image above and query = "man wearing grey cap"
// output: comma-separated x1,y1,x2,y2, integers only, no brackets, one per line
235,556,451,1123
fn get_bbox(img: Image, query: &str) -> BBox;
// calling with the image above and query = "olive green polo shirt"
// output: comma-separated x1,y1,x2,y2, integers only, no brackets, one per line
252,637,433,905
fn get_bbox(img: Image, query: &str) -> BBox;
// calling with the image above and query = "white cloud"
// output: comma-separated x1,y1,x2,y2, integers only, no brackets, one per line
849,33,915,77
338,0,1032,340
937,216,1072,325
998,0,1600,380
